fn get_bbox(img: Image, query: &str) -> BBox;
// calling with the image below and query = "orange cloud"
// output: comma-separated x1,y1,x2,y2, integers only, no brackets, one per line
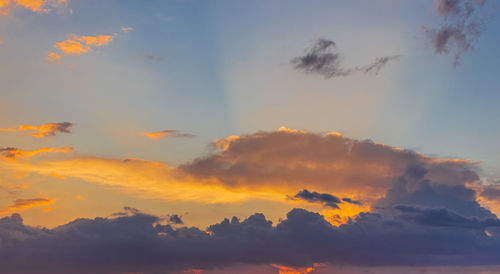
46,51,61,62
121,27,133,32
0,122,73,137
54,39,91,55
271,264,319,274
0,198,54,213
1,157,281,204
0,0,66,15
0,146,73,160
50,34,113,59
143,130,196,140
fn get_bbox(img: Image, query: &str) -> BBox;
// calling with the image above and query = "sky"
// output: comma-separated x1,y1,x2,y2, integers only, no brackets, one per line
1,0,500,273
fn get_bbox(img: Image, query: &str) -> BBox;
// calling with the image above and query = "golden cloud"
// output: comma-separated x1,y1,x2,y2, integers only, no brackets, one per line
0,146,73,160
142,130,196,140
0,0,67,15
46,51,61,62
0,122,73,137
49,34,114,60
0,198,54,213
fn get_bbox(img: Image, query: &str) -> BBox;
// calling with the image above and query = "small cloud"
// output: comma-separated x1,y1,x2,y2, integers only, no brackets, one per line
168,214,183,225
424,0,492,65
0,0,68,15
0,198,54,213
292,38,400,79
0,146,73,160
293,189,342,209
46,51,61,62
121,27,133,32
0,122,73,138
142,130,196,140
144,55,166,62
48,33,117,61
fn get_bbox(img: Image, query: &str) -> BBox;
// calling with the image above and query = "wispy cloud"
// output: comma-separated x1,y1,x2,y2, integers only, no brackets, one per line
0,198,54,213
424,0,492,65
144,55,166,62
0,146,73,160
0,122,73,138
291,39,400,79
142,130,195,140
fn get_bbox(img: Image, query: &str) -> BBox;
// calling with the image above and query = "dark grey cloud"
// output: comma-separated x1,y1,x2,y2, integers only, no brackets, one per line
144,55,166,62
480,183,500,200
293,189,342,208
291,39,400,79
168,214,183,225
292,189,362,208
361,55,401,75
425,0,491,65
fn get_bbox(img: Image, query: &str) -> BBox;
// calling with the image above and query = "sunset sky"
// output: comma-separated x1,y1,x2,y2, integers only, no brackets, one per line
1,1,500,273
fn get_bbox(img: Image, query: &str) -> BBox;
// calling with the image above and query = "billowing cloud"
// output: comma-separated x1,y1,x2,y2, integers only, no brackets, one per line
0,198,54,213
142,130,196,140
0,0,67,15
0,146,73,160
182,127,480,201
291,39,400,79
0,193,499,274
424,0,491,65
49,34,114,60
0,122,73,138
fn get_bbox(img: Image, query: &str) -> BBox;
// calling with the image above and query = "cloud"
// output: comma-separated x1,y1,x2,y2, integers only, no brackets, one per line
291,39,400,79
0,0,67,15
361,55,401,75
0,146,73,160
0,122,73,138
121,27,133,32
182,128,480,201
45,51,61,62
292,189,342,209
168,214,183,225
424,0,492,65
49,34,114,61
144,55,166,62
1,201,500,273
291,39,351,79
0,198,54,213
142,130,195,140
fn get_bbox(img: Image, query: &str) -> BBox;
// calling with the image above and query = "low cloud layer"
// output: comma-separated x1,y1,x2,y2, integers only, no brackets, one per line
424,0,492,65
0,122,73,138
291,39,400,79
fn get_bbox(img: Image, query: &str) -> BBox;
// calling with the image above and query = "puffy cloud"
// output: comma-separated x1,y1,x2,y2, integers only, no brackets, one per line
182,128,480,201
0,122,73,138
0,146,73,160
45,51,61,62
0,198,54,213
424,0,492,65
142,130,195,140
49,34,114,61
1,200,500,273
291,39,400,79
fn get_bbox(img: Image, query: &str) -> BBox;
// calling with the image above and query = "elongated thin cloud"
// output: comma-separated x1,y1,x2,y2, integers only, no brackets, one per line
0,122,73,137
0,198,54,213
0,146,73,160
291,39,400,79
142,130,196,140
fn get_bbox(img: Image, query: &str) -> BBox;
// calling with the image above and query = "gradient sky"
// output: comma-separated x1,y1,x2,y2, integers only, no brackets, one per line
1,1,500,273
